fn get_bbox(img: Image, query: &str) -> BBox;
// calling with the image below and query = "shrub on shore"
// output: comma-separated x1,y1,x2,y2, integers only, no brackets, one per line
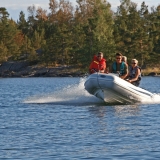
141,67,160,76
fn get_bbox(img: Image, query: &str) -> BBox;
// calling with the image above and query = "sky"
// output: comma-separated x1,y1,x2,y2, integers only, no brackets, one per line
0,0,160,21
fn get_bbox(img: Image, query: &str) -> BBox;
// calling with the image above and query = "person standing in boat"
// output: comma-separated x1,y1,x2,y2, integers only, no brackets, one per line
126,59,141,86
89,52,107,74
110,52,128,79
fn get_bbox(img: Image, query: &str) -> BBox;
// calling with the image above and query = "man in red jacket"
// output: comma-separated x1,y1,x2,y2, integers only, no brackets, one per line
89,52,107,74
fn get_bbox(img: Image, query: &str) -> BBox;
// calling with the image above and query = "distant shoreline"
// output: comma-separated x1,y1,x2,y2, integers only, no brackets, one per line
0,61,85,78
0,61,159,78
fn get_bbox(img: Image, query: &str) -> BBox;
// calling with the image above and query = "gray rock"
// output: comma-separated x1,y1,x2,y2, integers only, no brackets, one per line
0,61,85,77
0,61,29,72
148,72,157,76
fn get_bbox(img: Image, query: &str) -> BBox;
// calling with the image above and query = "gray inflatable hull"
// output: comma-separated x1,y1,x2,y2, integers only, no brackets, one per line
84,73,153,104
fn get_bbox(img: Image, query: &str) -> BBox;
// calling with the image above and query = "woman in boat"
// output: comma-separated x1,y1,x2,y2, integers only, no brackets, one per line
127,59,141,86
110,52,128,79
89,52,107,74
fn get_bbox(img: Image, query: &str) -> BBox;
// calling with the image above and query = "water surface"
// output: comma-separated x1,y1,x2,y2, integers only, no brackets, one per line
0,76,160,159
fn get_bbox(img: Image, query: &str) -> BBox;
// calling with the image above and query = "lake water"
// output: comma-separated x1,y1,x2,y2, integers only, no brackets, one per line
0,76,160,159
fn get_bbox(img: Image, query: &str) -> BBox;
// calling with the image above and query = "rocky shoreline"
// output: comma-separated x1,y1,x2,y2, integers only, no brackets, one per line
0,61,86,78
0,61,159,78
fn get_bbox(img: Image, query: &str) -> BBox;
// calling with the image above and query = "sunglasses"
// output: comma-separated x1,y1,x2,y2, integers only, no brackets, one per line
132,63,136,64
98,56,102,57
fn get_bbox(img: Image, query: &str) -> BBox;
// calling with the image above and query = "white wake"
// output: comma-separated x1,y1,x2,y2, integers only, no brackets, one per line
24,77,103,105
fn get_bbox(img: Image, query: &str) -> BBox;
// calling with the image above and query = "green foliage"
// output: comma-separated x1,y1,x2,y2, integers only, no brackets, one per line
0,42,8,62
0,1,160,68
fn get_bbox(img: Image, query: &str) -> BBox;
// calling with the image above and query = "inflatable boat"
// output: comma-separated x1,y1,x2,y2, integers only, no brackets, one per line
84,73,154,104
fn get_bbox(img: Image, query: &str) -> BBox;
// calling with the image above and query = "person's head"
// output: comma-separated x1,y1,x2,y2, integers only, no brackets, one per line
131,59,138,67
115,52,123,64
122,56,127,63
97,52,103,61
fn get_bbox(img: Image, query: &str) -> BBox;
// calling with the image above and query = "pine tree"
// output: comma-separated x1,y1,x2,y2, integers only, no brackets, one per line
74,0,115,68
17,11,28,35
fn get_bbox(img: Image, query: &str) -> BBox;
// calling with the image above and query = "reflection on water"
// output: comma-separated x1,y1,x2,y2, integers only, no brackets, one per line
88,105,140,118
114,105,140,117
86,104,149,157
88,106,107,118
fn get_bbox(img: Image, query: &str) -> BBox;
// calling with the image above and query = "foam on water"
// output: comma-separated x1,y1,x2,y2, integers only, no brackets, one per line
141,93,160,104
24,77,103,105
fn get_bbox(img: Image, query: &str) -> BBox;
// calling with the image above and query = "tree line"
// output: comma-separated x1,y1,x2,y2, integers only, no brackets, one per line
0,0,160,71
